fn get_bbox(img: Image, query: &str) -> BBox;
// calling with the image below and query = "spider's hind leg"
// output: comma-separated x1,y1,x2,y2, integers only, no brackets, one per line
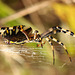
49,35,72,62
46,38,55,65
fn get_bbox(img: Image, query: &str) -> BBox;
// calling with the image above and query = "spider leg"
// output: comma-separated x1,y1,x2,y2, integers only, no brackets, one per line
37,41,46,48
4,39,29,44
20,29,29,41
40,41,46,48
33,30,45,48
41,26,75,38
1,25,31,44
46,38,55,65
48,35,72,62
34,30,38,40
53,26,75,37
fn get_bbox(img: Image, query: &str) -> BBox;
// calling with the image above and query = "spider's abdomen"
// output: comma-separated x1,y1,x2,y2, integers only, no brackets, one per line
3,30,27,42
0,25,32,42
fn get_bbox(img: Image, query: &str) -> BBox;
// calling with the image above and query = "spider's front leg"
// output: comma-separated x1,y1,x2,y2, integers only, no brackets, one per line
37,41,46,48
46,38,55,65
33,30,46,48
34,30,39,40
48,35,72,62
52,26,75,37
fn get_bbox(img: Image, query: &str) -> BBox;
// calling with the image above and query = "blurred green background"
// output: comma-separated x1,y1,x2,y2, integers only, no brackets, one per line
0,0,75,75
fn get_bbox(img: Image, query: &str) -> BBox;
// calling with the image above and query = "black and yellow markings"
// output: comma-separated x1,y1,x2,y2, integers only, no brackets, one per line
48,35,72,62
46,38,55,65
19,25,30,41
4,26,30,44
0,25,27,42
55,26,75,37
0,25,74,64
18,25,25,30
34,30,38,40
0,27,6,35
48,26,75,38
48,40,55,65
2,25,25,36
70,31,74,36
5,39,29,45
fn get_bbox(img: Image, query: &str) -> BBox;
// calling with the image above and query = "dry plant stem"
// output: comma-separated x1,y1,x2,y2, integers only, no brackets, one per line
22,0,45,31
0,1,51,25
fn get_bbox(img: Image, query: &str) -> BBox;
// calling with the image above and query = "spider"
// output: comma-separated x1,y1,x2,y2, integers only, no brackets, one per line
0,25,74,64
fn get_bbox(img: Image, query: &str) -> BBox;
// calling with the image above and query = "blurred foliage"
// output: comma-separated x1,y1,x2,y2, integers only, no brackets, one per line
0,1,37,28
53,3,75,31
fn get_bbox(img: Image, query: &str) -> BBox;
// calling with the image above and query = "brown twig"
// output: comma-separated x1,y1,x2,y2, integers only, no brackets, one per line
0,1,51,25
21,0,46,31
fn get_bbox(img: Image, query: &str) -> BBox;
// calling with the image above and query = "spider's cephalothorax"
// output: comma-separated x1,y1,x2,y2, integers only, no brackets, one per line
0,25,74,64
